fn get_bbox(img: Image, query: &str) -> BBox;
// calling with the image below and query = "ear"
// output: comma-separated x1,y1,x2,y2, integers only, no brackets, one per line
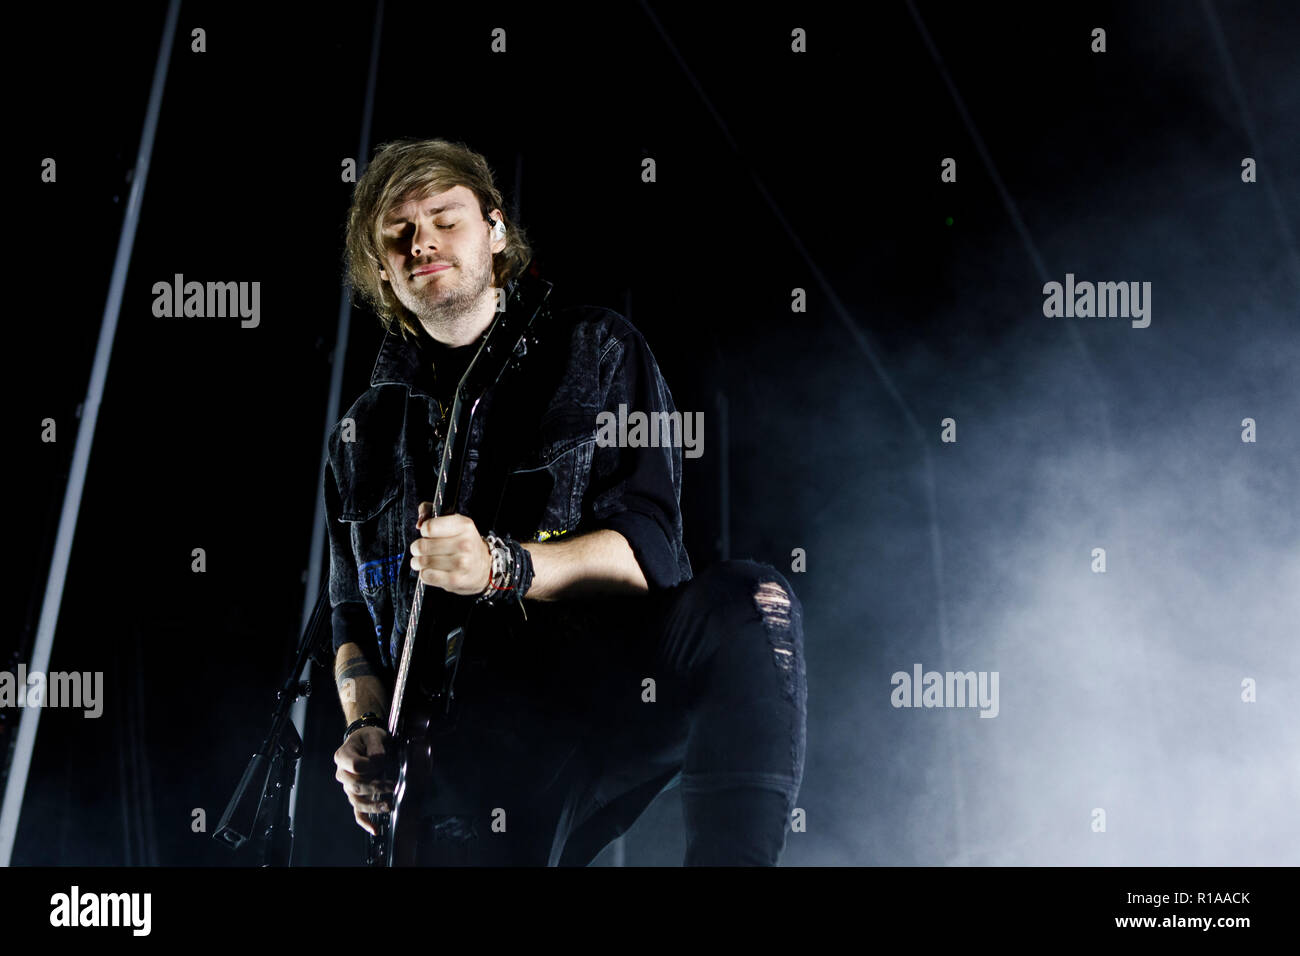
378,267,389,282
489,207,507,255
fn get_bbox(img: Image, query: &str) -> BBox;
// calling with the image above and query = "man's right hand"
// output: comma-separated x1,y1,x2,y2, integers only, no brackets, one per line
334,725,395,836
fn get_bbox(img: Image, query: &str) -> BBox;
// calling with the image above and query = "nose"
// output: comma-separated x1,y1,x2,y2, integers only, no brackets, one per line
409,220,439,259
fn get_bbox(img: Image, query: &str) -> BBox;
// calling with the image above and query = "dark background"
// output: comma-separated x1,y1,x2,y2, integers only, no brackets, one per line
4,0,1297,866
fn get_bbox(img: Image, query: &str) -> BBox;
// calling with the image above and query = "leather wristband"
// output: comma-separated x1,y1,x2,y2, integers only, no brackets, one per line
343,712,385,744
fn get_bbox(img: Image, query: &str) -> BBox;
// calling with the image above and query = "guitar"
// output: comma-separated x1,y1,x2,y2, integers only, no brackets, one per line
365,268,553,866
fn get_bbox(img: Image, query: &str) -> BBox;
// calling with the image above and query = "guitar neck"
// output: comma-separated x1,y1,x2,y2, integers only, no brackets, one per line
384,270,552,736
388,404,457,736
388,581,423,735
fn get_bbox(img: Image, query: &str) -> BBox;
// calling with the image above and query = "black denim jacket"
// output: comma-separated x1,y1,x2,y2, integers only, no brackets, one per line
324,302,693,675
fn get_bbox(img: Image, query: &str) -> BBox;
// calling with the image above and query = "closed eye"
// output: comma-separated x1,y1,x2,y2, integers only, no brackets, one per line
383,221,456,238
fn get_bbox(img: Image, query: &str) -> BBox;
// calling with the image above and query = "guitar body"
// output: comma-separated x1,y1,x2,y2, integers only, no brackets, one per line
373,697,432,867
367,617,463,866
363,270,552,866
364,649,435,866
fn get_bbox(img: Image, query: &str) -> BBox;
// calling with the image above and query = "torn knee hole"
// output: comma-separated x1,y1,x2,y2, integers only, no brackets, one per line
754,580,792,631
754,580,796,680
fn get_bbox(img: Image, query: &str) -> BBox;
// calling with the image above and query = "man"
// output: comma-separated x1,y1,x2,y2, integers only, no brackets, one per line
326,137,806,865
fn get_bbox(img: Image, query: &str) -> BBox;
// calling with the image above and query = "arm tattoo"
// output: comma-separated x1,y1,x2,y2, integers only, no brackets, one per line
335,655,375,688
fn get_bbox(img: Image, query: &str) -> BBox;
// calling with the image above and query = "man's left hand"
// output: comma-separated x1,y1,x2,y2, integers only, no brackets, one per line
409,506,491,596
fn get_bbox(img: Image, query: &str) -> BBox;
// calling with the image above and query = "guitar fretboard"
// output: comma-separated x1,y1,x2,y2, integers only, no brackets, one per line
387,411,455,736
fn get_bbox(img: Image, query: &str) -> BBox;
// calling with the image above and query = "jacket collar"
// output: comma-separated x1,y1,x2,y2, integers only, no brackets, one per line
367,278,518,395
369,328,428,393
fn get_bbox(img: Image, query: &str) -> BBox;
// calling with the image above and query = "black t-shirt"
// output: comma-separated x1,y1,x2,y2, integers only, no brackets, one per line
410,326,482,413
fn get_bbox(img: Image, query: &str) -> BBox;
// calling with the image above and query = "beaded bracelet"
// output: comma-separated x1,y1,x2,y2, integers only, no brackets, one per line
478,532,534,608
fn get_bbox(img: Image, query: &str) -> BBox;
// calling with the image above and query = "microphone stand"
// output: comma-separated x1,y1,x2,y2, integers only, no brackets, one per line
213,577,333,865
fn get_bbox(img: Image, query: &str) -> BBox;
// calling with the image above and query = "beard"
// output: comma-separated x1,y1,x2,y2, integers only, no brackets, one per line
398,248,494,327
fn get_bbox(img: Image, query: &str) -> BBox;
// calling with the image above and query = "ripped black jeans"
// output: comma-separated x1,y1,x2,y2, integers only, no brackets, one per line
413,559,808,866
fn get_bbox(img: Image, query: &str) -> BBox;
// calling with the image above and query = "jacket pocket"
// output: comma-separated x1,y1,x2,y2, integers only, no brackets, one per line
499,411,596,539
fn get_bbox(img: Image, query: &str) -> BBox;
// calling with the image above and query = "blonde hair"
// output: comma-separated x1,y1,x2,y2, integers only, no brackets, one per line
344,138,533,340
